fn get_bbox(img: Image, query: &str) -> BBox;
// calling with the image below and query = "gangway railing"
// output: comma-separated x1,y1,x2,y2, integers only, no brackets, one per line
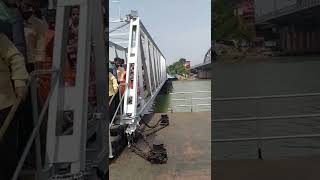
213,92,320,159
3,69,59,180
169,91,211,112
108,83,127,158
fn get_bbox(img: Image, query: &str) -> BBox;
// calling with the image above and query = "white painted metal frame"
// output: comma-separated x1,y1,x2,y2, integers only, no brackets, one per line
122,17,167,134
46,0,107,178
109,41,128,63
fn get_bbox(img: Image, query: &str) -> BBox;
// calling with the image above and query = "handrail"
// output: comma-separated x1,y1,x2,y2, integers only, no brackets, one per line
109,90,118,106
109,83,127,158
109,83,127,127
213,113,320,123
109,82,126,105
169,91,211,112
215,92,320,101
170,91,210,94
213,92,320,159
0,69,58,142
11,69,59,180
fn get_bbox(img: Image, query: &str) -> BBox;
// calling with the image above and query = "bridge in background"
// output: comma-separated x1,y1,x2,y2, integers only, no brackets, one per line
191,48,212,79
255,0,320,54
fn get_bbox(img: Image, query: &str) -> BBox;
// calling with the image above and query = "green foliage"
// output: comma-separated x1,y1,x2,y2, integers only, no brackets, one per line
213,0,255,43
167,58,188,75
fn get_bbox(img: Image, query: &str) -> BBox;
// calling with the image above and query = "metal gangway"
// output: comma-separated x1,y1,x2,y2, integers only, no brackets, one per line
108,12,168,158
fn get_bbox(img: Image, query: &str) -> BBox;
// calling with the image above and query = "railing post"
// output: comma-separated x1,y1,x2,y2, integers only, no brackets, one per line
30,78,43,179
119,87,123,116
190,92,193,112
109,126,113,158
171,102,173,113
255,100,263,160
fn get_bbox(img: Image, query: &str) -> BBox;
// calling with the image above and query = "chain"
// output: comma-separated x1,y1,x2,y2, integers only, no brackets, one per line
127,132,150,160
126,114,169,163
140,117,162,129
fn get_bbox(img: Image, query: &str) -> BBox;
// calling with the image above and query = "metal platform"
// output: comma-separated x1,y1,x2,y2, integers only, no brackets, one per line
109,112,211,180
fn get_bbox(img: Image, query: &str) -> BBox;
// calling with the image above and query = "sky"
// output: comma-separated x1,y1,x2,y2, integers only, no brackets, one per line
109,0,211,66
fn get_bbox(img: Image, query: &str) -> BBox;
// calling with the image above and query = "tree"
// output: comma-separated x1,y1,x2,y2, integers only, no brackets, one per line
214,0,255,45
167,58,188,75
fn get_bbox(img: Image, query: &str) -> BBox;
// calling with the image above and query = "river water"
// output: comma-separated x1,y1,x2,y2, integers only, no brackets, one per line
154,80,211,113
213,57,320,160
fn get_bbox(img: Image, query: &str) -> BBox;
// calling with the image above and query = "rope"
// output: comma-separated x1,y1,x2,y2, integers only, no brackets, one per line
140,117,163,129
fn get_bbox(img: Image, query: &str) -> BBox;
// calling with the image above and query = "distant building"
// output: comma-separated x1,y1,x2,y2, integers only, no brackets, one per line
234,0,255,25
184,61,191,69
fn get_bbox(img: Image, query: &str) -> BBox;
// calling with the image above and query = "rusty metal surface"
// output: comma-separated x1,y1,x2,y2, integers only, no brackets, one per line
109,112,211,180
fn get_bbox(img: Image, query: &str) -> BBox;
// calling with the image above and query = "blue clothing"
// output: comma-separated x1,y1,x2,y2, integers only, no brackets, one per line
112,66,118,81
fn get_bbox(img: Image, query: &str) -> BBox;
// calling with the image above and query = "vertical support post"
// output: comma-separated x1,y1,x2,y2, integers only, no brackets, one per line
137,30,145,108
123,17,141,117
142,34,153,96
256,100,263,160
152,47,159,87
46,1,69,167
190,92,193,112
30,78,42,180
119,88,123,116
149,42,157,92
108,128,113,158
46,0,93,175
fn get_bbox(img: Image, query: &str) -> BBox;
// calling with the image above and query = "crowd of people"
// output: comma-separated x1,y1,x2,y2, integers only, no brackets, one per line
0,0,110,179
109,57,126,121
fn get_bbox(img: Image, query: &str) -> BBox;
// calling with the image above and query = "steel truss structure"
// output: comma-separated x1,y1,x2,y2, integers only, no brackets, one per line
109,41,127,62
121,17,167,135
11,1,168,178
204,48,211,64
45,0,108,179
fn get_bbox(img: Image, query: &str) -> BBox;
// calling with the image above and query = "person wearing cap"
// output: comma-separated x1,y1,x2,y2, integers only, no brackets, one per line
110,59,118,80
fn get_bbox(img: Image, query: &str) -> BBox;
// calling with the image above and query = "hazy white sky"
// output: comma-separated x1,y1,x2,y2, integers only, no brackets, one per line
109,0,211,66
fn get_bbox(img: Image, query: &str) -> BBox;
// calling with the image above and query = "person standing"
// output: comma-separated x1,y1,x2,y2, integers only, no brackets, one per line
0,32,29,180
109,71,118,121
117,58,126,96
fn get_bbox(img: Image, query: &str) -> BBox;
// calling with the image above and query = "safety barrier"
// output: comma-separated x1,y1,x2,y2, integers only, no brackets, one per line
169,91,211,112
213,92,320,159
